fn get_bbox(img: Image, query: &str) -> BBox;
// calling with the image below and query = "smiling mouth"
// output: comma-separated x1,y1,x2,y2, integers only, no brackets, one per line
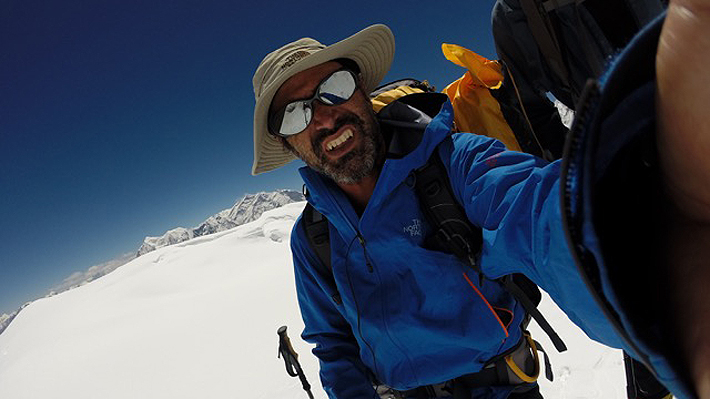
325,128,354,152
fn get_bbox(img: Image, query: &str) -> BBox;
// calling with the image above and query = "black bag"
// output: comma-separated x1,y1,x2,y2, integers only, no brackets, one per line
491,0,666,159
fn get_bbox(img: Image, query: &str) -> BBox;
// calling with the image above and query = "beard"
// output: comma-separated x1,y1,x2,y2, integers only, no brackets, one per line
292,108,384,185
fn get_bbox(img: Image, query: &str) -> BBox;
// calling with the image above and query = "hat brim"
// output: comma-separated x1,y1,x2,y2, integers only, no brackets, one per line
252,24,394,175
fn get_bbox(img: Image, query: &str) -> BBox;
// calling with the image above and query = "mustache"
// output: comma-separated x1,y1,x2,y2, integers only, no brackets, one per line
312,114,363,150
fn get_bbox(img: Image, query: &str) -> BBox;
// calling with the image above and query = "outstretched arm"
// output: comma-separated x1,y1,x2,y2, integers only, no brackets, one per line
656,0,710,396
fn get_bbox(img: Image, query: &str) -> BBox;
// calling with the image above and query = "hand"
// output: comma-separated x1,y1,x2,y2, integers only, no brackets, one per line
656,1,710,397
657,0,710,219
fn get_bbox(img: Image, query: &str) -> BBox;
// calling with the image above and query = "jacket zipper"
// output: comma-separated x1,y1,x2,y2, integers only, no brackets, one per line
343,233,380,380
357,234,374,273
311,179,381,374
560,79,655,373
357,231,422,384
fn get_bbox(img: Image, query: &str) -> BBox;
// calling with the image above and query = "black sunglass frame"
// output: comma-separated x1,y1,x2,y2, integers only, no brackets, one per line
268,69,358,138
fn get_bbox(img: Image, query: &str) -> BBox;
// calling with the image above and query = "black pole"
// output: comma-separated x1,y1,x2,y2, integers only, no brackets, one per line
277,326,315,399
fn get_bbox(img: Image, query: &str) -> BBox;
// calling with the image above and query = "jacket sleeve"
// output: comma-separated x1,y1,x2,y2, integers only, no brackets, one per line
440,12,694,399
437,127,625,348
290,217,379,399
438,133,564,283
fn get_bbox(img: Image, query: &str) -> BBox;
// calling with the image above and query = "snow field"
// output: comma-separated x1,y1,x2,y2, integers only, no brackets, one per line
0,202,625,398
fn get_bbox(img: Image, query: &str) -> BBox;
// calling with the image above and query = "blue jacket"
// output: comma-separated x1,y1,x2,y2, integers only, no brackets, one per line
290,13,693,399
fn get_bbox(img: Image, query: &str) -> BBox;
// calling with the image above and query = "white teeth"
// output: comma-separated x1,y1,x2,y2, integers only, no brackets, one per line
326,129,354,151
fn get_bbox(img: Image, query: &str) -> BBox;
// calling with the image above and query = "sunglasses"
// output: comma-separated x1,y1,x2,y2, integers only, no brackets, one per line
268,69,358,137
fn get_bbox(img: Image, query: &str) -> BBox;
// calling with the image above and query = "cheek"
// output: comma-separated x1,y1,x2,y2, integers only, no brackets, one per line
351,92,377,126
287,134,314,156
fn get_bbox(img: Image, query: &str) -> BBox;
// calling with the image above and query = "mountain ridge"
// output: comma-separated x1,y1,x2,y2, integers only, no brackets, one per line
136,189,304,256
0,190,304,336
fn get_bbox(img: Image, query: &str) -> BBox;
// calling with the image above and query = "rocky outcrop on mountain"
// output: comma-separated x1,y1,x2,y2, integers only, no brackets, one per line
0,303,29,336
136,190,304,256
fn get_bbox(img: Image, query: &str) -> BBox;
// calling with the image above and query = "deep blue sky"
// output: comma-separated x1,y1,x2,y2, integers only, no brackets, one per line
0,0,499,314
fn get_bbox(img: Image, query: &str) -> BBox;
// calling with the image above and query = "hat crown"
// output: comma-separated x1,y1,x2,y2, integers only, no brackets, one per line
253,38,326,101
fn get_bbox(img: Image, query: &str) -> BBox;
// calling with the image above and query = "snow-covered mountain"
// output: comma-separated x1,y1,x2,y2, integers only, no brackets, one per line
0,202,628,399
0,311,18,337
49,252,137,295
0,190,304,337
136,189,304,256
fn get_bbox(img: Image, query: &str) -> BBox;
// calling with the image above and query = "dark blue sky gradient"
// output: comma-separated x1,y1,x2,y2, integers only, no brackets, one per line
1,0,498,314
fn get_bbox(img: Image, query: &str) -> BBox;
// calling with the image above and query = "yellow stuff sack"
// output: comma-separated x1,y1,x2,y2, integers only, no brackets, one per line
441,43,522,151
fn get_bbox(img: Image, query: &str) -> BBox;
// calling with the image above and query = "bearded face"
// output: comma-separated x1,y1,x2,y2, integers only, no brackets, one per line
285,104,384,184
270,61,385,185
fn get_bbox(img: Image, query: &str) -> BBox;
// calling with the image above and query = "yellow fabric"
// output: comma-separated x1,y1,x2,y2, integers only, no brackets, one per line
441,43,522,151
371,86,425,113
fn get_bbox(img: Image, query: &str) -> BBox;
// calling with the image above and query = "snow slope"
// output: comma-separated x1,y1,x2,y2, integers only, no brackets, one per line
1,191,306,337
0,202,625,399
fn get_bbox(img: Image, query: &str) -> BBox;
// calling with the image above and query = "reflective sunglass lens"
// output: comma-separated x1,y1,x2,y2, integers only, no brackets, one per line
318,70,356,105
270,69,357,137
280,102,312,136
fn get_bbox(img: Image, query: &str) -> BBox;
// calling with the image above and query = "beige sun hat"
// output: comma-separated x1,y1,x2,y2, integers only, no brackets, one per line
251,24,395,175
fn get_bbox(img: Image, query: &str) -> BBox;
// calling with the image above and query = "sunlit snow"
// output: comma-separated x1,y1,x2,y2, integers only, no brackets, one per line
0,202,625,399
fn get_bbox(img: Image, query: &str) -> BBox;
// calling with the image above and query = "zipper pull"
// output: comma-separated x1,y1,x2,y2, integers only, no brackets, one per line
357,234,374,273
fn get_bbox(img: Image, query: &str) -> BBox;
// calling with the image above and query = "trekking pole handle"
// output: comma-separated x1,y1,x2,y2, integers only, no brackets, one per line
277,326,315,399
278,326,299,377
278,326,298,359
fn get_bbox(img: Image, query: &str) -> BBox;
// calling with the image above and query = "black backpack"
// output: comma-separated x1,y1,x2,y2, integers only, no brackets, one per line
491,0,666,160
509,0,665,107
300,90,567,353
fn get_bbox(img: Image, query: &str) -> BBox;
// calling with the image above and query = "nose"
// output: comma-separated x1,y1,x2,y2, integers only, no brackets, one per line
309,101,339,132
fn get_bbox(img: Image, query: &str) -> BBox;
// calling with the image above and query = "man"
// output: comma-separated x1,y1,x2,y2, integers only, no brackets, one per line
251,1,710,397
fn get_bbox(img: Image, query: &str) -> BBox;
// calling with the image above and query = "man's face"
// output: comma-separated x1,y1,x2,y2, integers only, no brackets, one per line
270,61,384,184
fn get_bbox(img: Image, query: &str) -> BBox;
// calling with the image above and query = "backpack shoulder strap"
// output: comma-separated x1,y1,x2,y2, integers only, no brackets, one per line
519,0,572,92
413,143,567,352
302,203,341,305
302,203,330,269
411,144,484,274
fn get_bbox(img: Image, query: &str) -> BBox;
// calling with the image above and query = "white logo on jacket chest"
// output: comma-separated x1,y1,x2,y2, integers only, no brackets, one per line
403,219,422,237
